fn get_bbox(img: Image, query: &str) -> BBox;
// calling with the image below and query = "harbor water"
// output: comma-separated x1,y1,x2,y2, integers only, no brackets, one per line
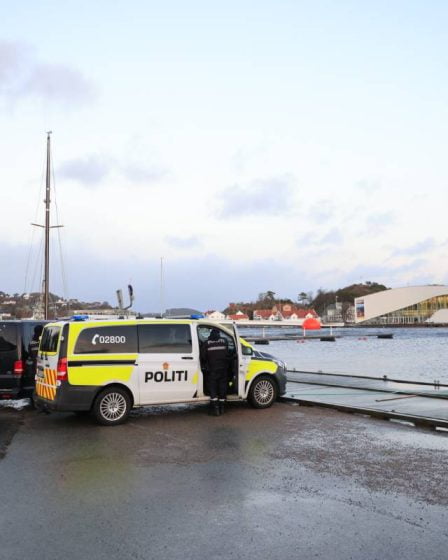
244,327,448,384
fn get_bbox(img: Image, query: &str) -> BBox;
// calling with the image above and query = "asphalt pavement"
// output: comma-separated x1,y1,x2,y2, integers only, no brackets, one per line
1,400,448,560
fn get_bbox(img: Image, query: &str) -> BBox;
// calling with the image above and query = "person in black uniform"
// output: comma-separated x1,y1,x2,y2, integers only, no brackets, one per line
203,328,229,416
29,325,44,357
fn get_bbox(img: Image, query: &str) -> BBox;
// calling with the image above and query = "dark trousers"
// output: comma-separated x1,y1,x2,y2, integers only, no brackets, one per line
208,367,227,400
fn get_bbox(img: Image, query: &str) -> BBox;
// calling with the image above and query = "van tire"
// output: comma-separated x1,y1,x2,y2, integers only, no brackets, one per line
93,387,131,426
248,375,277,409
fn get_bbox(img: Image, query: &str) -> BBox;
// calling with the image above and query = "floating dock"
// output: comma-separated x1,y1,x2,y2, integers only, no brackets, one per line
245,333,394,342
283,370,448,430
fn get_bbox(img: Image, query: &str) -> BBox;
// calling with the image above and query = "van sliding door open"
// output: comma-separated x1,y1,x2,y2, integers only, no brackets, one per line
137,324,199,404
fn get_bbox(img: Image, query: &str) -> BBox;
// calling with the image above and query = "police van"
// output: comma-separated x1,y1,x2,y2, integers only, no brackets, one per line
34,318,287,425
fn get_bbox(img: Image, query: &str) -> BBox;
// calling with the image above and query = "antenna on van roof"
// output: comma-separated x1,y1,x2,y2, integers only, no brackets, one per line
116,285,134,317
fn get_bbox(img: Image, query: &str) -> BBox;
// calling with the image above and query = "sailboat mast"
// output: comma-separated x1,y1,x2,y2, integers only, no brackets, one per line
44,131,52,320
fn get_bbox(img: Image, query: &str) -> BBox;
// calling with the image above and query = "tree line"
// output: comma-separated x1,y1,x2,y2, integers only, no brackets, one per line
224,282,388,317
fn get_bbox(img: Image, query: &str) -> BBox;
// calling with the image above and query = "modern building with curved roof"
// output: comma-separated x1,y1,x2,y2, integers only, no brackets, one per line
354,285,448,324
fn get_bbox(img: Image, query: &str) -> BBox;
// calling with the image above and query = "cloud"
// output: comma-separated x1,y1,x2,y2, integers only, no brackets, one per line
363,211,395,234
355,178,381,193
231,149,247,173
144,255,317,312
59,155,167,187
59,156,112,185
392,238,436,256
320,228,344,245
366,212,394,226
0,41,28,84
340,258,429,289
23,63,96,105
121,163,167,184
393,258,428,272
308,199,335,222
217,176,295,218
165,236,202,249
0,232,443,316
0,40,96,107
298,227,344,248
0,241,28,291
0,236,316,313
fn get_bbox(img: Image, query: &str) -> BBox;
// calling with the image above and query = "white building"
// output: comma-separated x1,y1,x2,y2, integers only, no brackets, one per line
205,310,226,320
354,285,448,324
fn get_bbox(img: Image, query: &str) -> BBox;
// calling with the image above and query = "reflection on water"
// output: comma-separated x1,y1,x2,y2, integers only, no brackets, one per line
248,327,448,383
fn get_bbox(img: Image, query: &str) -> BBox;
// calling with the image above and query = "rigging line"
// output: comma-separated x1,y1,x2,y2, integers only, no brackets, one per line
34,147,47,222
30,233,45,298
57,225,69,302
36,235,45,294
51,155,69,303
51,290,58,316
39,233,45,308
24,150,47,294
24,227,37,295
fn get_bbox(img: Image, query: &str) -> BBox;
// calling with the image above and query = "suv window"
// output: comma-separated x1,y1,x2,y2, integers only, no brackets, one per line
0,323,18,353
40,326,61,353
74,325,138,354
138,324,192,353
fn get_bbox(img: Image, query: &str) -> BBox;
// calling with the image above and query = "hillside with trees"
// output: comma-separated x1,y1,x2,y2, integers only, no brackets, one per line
222,282,388,319
0,291,113,319
310,282,388,315
223,291,298,318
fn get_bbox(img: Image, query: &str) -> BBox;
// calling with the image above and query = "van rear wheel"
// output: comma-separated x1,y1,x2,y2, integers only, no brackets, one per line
93,387,130,426
248,375,277,408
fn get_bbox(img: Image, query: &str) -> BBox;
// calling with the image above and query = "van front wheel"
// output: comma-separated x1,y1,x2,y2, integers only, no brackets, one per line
248,375,277,409
93,387,130,426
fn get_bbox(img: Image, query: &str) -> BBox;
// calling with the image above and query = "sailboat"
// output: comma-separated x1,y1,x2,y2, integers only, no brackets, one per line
30,132,63,320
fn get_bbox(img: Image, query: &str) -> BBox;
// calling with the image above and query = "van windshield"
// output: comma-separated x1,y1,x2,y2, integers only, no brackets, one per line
0,323,17,353
40,326,61,353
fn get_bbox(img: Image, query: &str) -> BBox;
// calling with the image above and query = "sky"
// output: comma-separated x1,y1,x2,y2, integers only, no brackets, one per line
1,0,448,312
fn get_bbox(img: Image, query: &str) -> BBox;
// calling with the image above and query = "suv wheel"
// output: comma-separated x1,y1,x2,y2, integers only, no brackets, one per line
248,375,277,408
93,387,131,426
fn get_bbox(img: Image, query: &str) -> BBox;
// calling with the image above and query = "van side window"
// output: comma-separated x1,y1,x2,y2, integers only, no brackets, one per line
23,322,45,360
0,323,18,352
74,326,138,354
40,326,61,353
138,324,192,353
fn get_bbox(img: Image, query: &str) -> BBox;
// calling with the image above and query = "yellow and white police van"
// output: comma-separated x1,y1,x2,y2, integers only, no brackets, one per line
34,318,287,425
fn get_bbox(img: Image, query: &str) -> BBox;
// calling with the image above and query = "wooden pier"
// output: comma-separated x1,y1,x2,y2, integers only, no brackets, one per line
282,370,448,430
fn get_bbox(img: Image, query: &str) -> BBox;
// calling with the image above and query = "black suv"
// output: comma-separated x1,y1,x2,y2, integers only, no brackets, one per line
0,320,47,399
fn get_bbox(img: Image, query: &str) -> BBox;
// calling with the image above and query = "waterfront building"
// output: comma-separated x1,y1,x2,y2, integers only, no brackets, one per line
226,311,250,320
205,310,226,320
253,309,282,321
354,285,448,324
323,302,356,324
253,305,318,322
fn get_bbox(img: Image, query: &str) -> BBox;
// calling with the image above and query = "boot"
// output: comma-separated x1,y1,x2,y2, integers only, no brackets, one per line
209,400,220,416
219,400,226,415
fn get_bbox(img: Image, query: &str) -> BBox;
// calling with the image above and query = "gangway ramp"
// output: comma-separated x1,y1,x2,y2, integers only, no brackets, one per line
283,371,448,430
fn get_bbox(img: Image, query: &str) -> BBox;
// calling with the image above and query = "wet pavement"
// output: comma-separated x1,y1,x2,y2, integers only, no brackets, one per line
1,401,448,560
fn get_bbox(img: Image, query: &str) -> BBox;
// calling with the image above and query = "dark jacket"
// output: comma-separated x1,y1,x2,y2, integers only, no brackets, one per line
203,334,229,370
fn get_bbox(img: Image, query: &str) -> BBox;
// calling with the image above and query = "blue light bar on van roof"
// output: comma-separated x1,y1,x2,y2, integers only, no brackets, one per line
190,314,204,319
71,314,89,321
